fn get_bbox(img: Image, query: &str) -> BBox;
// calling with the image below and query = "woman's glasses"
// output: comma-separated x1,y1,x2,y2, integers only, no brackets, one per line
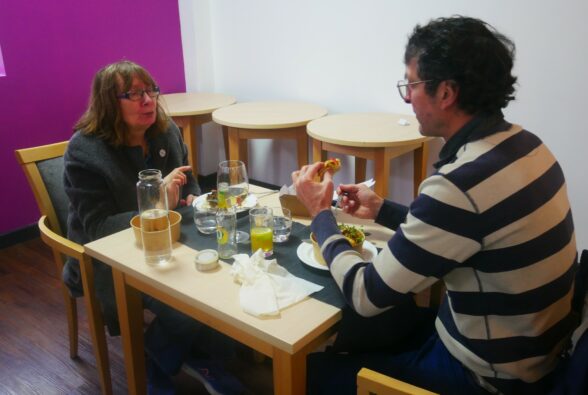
117,86,160,101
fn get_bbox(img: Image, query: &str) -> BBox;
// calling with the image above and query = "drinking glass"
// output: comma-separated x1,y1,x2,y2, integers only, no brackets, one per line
193,204,217,234
271,207,292,243
217,160,250,243
250,207,273,257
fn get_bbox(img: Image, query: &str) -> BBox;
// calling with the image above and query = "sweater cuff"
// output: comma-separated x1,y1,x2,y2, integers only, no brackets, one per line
310,209,340,245
375,200,409,230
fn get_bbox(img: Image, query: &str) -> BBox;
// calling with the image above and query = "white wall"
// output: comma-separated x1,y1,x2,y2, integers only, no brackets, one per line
179,0,588,248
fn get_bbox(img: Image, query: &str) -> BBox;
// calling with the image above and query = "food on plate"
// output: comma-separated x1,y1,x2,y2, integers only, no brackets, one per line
338,224,365,249
309,224,365,266
316,158,341,180
206,189,219,208
309,233,327,266
202,189,246,210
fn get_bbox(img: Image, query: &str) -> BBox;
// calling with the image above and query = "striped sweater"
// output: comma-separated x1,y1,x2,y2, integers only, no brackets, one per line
311,121,576,385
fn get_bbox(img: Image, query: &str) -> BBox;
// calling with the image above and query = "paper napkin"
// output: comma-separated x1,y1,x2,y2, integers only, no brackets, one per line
230,250,323,317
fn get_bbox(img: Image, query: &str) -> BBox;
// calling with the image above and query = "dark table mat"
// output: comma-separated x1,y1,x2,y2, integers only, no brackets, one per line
176,205,346,309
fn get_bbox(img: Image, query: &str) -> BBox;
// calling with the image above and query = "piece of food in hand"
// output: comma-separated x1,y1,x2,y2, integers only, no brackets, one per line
316,158,341,180
309,224,365,266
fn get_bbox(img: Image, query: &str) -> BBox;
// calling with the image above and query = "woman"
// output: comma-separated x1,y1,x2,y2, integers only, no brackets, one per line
63,61,241,394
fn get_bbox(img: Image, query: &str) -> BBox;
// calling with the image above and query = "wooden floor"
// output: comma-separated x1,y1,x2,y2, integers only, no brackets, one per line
0,238,273,394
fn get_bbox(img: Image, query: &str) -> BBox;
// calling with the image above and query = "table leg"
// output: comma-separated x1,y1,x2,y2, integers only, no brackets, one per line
273,348,306,395
355,158,367,184
414,289,432,307
112,269,146,395
239,138,249,169
373,148,390,198
175,117,199,178
312,138,323,163
221,125,230,161
189,118,200,177
295,126,309,168
413,141,429,197
227,127,240,162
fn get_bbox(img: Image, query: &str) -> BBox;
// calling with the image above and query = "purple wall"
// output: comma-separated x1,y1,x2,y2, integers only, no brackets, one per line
0,45,5,77
0,0,186,234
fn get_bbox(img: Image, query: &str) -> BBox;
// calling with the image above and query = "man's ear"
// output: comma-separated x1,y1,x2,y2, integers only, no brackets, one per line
439,80,459,110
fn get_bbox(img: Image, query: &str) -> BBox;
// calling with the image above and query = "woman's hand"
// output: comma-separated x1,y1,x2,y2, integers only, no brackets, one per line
164,165,191,209
291,162,334,217
337,183,383,220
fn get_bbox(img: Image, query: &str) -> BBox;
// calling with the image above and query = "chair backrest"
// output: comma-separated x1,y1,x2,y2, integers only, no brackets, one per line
15,141,69,236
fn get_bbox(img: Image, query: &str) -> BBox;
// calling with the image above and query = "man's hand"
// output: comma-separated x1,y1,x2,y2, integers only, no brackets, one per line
291,162,334,217
164,165,191,209
185,194,197,206
337,183,384,220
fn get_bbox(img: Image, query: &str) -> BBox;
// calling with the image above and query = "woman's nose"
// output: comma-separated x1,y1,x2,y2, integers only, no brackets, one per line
141,92,154,104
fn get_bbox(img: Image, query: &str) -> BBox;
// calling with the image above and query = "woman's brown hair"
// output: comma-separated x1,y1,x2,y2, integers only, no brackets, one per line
75,60,170,147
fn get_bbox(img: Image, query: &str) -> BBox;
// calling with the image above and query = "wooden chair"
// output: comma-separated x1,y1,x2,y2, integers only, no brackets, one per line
15,141,112,395
357,368,437,395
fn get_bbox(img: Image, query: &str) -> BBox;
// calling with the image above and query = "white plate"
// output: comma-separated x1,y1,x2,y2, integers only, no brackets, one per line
296,240,378,271
193,192,257,213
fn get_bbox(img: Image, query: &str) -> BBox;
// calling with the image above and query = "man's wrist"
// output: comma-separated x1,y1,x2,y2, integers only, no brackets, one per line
310,209,339,245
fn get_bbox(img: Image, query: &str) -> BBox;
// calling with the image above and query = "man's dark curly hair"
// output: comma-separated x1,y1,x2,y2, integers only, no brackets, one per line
405,16,517,114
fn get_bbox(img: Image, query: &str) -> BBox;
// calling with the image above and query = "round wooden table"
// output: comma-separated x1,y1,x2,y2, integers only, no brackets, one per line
161,92,236,177
307,113,431,198
212,101,328,171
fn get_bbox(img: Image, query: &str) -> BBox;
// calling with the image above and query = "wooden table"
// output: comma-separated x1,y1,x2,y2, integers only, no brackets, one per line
84,185,393,395
161,92,236,177
212,101,327,171
307,113,431,198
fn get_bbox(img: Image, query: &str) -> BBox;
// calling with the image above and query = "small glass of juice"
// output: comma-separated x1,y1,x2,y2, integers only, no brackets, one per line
250,207,273,257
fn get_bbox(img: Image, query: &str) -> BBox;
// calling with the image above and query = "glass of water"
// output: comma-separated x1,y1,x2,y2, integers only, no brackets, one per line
271,207,292,243
193,203,217,234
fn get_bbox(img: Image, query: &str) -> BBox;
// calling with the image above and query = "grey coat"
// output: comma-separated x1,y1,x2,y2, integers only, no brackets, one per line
62,123,200,334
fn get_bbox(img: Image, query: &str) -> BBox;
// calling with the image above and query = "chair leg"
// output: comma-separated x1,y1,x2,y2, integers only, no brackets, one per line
79,255,113,395
63,284,78,358
52,249,79,358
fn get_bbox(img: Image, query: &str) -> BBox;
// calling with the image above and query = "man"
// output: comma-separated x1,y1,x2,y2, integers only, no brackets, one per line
293,16,577,394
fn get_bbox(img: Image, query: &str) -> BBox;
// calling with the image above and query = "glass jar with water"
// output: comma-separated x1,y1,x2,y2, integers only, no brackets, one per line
136,169,172,265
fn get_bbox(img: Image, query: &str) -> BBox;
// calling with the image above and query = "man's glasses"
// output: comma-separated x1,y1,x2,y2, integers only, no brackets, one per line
117,86,160,101
397,79,434,103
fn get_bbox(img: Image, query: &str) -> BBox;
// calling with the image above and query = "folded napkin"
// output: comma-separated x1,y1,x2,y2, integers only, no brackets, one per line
230,250,324,317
